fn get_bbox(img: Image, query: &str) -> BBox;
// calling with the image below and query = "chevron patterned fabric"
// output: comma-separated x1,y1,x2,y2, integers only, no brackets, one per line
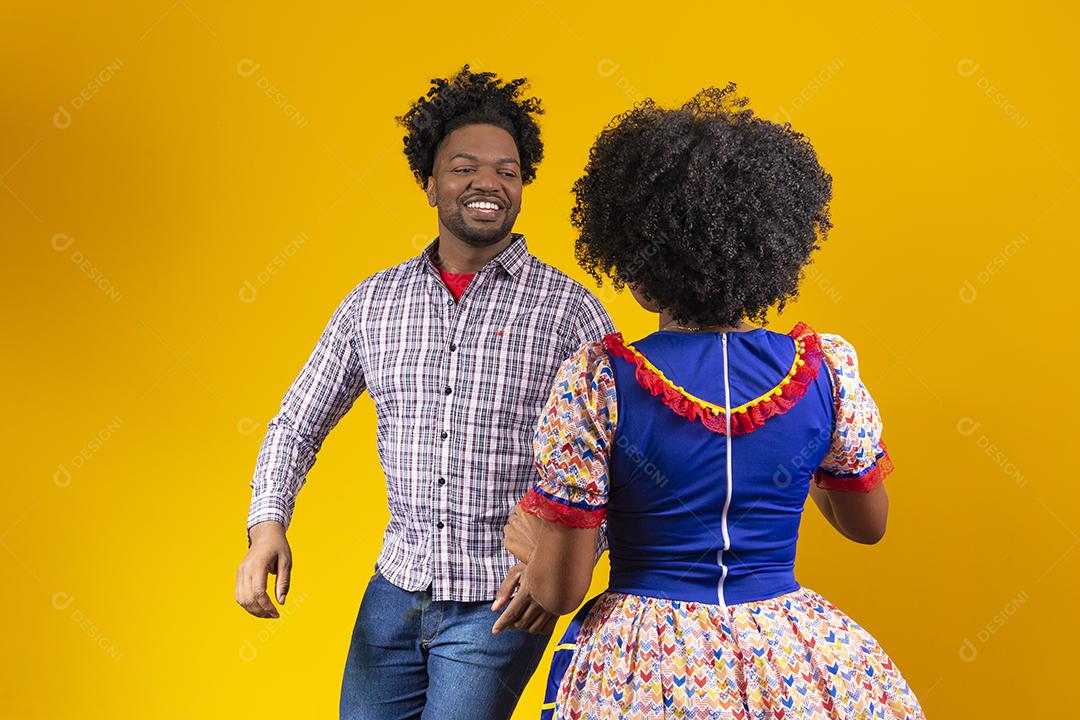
545,588,924,719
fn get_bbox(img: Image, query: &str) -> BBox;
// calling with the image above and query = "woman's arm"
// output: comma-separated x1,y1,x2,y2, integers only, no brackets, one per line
491,505,599,633
808,482,889,544
522,520,599,616
812,333,894,544
501,341,617,618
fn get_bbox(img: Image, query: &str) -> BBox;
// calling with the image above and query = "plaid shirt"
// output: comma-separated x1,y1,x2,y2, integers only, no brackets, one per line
246,234,615,601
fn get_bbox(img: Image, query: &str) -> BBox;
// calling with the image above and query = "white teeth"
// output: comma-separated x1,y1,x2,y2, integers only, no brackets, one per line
466,201,499,210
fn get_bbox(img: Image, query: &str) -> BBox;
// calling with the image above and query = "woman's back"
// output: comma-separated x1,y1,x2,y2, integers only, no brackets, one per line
524,326,919,719
603,324,834,606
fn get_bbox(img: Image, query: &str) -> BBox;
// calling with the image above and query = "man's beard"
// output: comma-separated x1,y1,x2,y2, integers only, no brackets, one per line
438,202,517,247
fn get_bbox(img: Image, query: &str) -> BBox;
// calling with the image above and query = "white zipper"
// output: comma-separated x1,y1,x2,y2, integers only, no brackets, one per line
717,332,733,608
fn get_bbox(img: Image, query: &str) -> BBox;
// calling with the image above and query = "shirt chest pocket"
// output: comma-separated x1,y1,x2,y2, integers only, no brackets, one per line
472,323,567,427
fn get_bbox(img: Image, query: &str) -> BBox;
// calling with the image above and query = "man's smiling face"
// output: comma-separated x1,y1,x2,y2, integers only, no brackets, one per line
426,123,523,247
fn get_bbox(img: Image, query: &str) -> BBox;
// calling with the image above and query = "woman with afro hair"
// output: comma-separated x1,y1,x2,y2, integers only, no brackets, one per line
499,84,926,718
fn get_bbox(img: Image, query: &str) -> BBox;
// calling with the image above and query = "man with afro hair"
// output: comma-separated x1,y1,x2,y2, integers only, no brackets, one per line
237,65,614,719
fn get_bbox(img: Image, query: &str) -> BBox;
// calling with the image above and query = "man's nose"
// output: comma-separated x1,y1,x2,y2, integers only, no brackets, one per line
470,167,500,191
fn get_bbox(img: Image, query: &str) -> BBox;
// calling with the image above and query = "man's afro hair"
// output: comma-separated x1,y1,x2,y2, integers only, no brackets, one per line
397,65,545,186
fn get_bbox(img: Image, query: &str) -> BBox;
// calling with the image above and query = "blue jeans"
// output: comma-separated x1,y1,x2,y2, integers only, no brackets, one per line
339,568,552,720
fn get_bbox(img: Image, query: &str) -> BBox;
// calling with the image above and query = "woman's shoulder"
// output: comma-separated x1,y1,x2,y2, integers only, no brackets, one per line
816,331,857,354
552,340,618,397
814,332,864,380
561,338,613,370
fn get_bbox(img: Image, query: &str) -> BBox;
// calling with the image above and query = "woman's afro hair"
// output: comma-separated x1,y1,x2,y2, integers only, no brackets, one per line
397,65,544,186
572,82,833,328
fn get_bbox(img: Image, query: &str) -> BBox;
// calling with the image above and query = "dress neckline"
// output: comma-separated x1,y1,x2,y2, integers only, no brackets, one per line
601,322,823,436
654,327,766,336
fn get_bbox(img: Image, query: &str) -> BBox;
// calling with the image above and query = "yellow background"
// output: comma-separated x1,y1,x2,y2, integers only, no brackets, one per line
3,1,1076,717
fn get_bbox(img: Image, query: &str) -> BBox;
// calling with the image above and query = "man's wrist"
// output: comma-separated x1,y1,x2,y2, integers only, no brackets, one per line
247,519,286,547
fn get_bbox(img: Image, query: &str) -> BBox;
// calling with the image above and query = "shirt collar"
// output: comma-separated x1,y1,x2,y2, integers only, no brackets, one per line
421,233,529,279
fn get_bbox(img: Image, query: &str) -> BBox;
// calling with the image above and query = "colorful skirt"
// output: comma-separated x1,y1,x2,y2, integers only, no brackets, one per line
539,587,925,719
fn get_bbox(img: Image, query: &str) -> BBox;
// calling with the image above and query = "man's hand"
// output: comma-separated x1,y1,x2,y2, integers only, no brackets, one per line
491,562,558,636
236,521,292,619
502,502,543,564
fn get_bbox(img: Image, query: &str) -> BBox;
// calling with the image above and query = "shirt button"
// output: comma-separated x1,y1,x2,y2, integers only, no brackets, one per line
437,521,445,529
440,431,448,440
444,386,452,395
449,342,457,352
438,477,446,486
446,299,454,307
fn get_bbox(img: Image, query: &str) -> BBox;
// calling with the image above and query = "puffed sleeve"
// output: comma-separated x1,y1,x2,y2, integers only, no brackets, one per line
519,342,618,528
814,334,894,493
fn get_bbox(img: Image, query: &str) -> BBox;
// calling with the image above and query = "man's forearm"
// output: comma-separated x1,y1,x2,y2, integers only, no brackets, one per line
246,415,318,544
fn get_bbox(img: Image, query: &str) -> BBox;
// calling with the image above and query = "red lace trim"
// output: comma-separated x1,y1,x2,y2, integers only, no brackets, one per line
814,442,895,493
601,322,823,436
519,488,607,529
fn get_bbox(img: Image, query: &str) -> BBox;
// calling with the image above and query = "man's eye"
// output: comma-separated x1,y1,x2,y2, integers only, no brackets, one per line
453,167,475,173
500,171,517,178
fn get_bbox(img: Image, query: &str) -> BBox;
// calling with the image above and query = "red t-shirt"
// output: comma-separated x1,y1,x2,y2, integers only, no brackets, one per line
439,267,475,302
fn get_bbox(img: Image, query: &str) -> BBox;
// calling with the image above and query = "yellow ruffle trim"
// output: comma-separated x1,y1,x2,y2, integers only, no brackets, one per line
621,338,807,415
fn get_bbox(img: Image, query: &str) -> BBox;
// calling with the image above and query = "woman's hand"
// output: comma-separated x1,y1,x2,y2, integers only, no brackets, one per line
491,562,559,635
503,502,544,563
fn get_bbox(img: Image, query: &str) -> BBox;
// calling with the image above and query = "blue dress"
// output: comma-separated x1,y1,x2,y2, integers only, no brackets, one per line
520,324,922,719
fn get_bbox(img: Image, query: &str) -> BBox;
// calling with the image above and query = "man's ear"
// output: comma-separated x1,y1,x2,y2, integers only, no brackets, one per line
425,177,437,207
